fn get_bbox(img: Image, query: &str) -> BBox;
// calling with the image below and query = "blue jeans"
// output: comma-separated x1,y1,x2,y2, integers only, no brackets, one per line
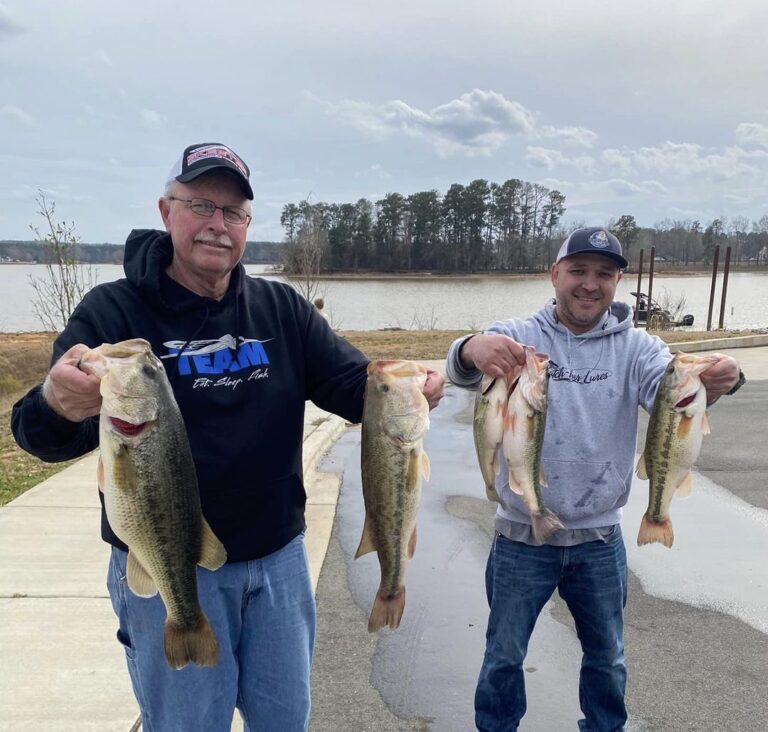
106,533,316,732
475,529,628,732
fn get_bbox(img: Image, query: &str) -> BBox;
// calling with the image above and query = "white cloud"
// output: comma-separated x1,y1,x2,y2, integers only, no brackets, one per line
601,148,634,175
605,178,668,197
641,179,668,194
327,89,536,156
1,104,38,128
598,142,768,182
735,122,768,148
536,125,598,149
538,177,573,190
525,146,595,173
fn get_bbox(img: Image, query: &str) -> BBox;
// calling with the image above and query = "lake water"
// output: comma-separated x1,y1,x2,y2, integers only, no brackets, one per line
1,263,766,332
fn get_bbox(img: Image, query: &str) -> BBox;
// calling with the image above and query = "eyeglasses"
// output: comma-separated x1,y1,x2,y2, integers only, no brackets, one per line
166,196,251,226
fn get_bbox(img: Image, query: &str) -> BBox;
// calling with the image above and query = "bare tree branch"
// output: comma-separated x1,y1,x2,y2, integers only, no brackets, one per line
28,191,96,332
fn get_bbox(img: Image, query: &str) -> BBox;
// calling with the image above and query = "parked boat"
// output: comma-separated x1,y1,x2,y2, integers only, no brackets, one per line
631,292,694,327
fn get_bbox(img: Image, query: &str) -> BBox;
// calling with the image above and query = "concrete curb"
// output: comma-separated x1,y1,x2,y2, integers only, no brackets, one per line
667,333,768,353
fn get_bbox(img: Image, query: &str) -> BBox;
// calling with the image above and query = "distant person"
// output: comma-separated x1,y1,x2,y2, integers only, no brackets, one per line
313,296,329,322
11,141,445,731
445,227,743,731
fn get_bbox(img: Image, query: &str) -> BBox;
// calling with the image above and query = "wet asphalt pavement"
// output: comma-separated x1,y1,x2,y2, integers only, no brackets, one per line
310,378,768,732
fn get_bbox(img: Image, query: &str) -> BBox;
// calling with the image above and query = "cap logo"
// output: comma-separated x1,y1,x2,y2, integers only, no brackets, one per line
588,230,610,249
186,145,248,178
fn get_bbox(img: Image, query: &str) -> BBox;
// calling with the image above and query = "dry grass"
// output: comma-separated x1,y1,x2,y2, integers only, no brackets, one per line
0,327,762,505
0,332,74,505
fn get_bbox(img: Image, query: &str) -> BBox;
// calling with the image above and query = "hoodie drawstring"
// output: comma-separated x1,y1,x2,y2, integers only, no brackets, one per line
169,305,211,381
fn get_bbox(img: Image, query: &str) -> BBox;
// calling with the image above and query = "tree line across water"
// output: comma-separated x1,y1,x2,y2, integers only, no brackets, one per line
0,240,282,265
281,180,768,275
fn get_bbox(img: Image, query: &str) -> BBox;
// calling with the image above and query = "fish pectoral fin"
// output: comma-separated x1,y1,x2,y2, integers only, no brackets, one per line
126,552,158,598
676,414,693,439
407,525,417,559
701,411,711,436
675,472,694,498
97,456,105,493
354,515,377,559
636,453,648,480
420,451,431,481
405,449,424,491
198,518,227,571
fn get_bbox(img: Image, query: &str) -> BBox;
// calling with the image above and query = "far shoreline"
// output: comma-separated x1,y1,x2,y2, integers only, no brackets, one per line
2,263,767,280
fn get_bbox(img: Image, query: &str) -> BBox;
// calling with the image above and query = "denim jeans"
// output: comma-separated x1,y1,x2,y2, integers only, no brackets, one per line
475,529,628,732
106,533,316,732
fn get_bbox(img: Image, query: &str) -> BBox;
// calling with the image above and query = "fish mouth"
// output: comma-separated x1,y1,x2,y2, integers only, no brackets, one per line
108,417,150,437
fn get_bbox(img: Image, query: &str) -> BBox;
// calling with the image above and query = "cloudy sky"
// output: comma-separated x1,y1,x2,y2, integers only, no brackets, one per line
2,0,768,243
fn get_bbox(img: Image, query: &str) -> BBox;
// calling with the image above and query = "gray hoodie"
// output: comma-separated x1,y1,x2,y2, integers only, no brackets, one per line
446,300,671,538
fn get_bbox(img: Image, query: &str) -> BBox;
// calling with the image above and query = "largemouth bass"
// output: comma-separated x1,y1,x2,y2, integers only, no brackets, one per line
502,346,564,543
80,338,227,669
473,372,515,503
636,351,717,548
356,360,430,632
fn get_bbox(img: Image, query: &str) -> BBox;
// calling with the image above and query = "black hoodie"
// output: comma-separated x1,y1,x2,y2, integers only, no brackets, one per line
11,230,369,561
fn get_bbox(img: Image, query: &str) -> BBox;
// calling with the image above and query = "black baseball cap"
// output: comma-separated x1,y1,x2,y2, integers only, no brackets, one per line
166,142,253,200
555,227,628,269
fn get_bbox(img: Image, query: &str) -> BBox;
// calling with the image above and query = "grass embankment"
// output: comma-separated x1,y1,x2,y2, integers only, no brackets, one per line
0,328,760,506
0,332,69,505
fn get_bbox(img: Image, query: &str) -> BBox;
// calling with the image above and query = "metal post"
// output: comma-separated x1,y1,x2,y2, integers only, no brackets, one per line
634,249,644,327
706,245,720,331
718,246,732,329
647,247,656,329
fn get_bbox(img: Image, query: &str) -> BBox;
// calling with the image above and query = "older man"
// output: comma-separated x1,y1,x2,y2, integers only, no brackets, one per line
446,227,741,732
12,142,444,731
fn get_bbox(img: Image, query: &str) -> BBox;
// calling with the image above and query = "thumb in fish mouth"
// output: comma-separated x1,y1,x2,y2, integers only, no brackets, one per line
78,349,110,379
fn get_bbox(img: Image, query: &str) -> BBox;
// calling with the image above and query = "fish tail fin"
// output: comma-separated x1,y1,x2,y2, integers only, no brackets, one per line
531,508,565,544
367,588,406,632
637,512,674,548
164,612,219,669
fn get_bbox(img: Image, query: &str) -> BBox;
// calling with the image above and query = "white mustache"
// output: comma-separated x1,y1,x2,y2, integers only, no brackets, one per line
194,233,232,248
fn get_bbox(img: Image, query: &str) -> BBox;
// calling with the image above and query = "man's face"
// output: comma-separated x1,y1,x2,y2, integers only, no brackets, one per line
158,172,250,284
550,253,622,334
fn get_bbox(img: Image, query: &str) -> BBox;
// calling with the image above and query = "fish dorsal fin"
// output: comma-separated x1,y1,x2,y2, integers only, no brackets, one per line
198,518,227,571
636,453,648,480
126,552,158,598
421,451,431,481
675,471,694,498
354,514,377,559
701,411,711,436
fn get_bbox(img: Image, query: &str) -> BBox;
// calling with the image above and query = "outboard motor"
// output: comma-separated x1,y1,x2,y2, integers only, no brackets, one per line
681,314,694,326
